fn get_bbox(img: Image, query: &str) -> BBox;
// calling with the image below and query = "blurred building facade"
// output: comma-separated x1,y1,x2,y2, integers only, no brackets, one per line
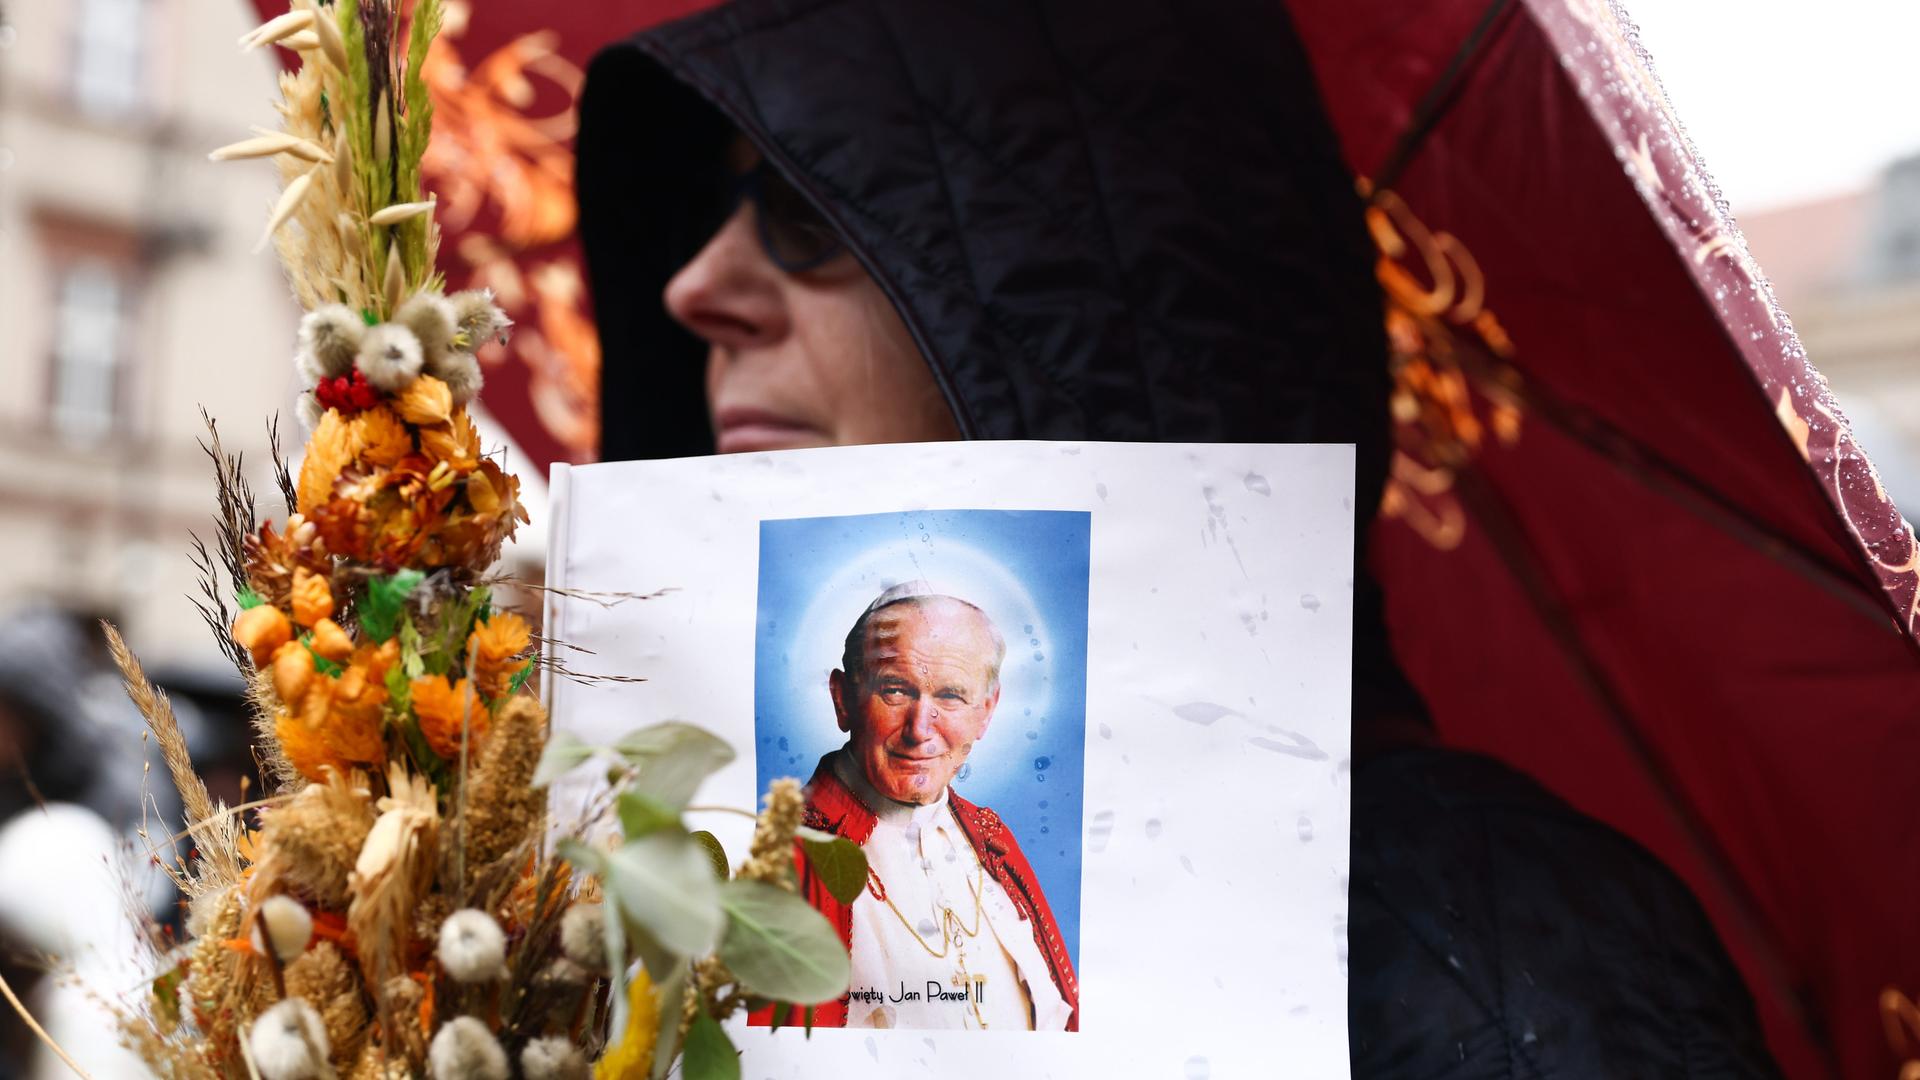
0,0,545,678
1742,154,1920,515
0,0,295,672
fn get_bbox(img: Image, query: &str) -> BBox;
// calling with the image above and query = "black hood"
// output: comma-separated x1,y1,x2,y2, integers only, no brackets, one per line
577,0,1421,727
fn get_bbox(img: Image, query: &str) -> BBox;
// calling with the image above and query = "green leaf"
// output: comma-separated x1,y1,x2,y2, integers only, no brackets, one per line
617,790,679,839
682,1010,741,1080
235,586,264,610
507,658,536,694
794,825,838,844
769,1001,792,1031
691,830,730,880
600,832,725,958
801,835,867,905
359,570,423,642
398,615,427,679
150,962,184,1025
531,730,596,787
559,842,631,1032
614,723,736,810
396,0,441,287
804,1004,816,1035
384,664,411,714
716,879,850,1005
650,961,689,1080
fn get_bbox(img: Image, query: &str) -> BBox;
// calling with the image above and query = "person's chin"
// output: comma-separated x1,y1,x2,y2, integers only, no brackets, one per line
875,762,948,803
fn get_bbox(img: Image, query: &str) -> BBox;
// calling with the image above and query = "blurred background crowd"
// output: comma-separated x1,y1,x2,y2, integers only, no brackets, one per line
0,0,1913,1074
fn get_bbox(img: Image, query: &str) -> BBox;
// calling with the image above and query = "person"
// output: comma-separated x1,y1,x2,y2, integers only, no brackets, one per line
576,0,1781,1073
781,582,1075,1031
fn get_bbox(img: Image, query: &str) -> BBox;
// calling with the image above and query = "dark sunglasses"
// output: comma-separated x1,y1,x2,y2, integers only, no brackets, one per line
725,161,847,273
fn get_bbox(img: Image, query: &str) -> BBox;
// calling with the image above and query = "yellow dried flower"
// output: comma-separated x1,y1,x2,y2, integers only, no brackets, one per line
291,567,334,628
594,969,658,1080
467,612,531,699
394,375,453,426
298,408,361,514
419,409,480,470
410,674,485,759
233,605,293,667
353,405,414,467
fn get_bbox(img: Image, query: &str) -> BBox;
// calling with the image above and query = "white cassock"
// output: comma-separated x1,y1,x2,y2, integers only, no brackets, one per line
832,749,1072,1031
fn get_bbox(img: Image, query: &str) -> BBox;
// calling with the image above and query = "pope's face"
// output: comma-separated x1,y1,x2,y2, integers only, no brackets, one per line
830,600,999,805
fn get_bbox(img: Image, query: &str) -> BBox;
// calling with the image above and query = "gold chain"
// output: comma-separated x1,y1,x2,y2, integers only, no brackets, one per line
867,859,986,959
865,856,993,1027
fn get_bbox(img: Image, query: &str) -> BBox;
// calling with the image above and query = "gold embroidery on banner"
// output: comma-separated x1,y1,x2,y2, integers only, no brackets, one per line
421,2,598,459
1363,182,1523,551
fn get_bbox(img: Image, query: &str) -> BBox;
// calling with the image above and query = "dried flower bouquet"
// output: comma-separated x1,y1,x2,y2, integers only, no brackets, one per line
6,3,864,1079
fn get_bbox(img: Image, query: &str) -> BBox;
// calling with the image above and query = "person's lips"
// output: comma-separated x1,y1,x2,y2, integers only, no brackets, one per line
712,406,821,454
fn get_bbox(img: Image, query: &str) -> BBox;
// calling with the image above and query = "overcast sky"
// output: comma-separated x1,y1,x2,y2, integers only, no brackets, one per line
1626,0,1920,213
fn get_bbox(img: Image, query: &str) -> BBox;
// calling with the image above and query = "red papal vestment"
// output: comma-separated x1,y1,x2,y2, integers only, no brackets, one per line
751,752,1080,1030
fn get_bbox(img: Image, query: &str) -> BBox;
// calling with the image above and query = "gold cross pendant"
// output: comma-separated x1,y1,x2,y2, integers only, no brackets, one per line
952,972,988,1003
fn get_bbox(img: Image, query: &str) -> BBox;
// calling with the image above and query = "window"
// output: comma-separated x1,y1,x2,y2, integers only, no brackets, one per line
71,0,144,118
50,261,129,442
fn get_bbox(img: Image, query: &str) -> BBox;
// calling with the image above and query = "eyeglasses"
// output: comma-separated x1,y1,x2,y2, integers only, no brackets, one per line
725,161,847,273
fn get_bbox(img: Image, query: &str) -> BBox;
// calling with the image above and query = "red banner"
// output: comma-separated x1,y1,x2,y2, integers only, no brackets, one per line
246,0,718,471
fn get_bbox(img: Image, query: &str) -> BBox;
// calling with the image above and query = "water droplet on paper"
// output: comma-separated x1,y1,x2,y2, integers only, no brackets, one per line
1180,855,1196,875
1243,472,1271,496
866,1036,880,1060
1145,818,1162,839
1184,1057,1210,1080
1098,723,1112,739
1173,701,1236,725
1248,731,1329,761
1095,482,1109,502
1034,756,1051,771
1296,814,1314,842
1300,594,1321,612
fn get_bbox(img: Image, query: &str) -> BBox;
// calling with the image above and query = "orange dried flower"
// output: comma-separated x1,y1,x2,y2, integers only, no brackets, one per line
297,408,361,515
275,708,350,784
353,404,414,468
467,612,531,699
271,639,315,703
232,605,293,667
290,567,334,628
410,674,486,759
419,409,480,471
310,618,353,663
394,375,453,426
325,665,386,763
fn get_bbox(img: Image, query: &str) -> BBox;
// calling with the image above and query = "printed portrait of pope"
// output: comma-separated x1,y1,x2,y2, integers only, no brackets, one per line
778,581,1079,1031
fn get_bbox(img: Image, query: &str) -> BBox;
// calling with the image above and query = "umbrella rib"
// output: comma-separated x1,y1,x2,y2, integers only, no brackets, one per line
1372,0,1518,193
1452,467,1841,1079
1444,332,1898,630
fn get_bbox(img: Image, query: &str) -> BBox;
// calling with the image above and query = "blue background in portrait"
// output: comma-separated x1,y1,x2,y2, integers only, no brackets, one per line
754,509,1090,972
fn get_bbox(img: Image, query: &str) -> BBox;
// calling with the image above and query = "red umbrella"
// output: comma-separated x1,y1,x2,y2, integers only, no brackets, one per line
1287,1,1920,1076
245,1,1917,1075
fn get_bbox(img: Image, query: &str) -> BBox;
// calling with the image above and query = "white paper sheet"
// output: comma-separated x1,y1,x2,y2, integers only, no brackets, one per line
545,440,1355,1077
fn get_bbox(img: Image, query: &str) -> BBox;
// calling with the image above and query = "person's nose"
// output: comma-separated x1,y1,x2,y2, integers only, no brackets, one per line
903,697,939,745
663,205,789,351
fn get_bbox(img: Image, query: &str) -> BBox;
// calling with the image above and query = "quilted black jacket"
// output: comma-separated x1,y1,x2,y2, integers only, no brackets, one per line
576,1,1781,1075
